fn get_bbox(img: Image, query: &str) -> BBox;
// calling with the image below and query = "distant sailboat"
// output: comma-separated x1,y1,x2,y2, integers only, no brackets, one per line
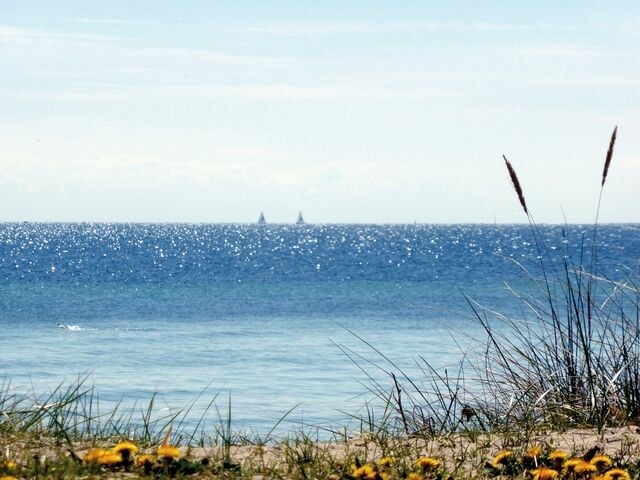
296,211,305,225
257,211,266,224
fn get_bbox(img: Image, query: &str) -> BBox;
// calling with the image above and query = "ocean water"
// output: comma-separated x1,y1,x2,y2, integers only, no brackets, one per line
0,223,639,436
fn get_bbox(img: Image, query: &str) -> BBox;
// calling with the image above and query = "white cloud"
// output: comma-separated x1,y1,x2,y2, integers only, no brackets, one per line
0,80,459,101
240,22,574,35
153,83,455,99
69,17,130,25
137,46,287,67
0,24,126,45
0,151,414,194
0,22,473,103
504,43,630,58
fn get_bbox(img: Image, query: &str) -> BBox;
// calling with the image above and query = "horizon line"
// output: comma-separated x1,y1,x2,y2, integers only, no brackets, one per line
1,220,639,227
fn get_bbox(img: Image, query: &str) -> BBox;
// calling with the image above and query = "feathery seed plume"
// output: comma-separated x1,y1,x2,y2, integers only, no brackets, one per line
503,155,528,215
601,126,618,187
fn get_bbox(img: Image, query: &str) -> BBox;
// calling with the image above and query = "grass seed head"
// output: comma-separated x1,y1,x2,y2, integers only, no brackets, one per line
601,126,618,187
503,155,528,215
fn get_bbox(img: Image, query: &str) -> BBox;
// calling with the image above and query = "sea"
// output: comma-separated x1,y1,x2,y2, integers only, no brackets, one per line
0,223,639,438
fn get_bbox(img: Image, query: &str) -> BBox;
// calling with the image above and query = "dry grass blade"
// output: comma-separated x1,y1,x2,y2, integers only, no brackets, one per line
601,126,618,187
503,155,528,215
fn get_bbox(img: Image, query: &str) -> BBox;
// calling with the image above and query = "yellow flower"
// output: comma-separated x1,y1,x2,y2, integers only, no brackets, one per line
157,445,181,460
549,450,569,462
83,449,111,464
605,469,631,480
352,464,377,480
406,473,422,480
379,473,390,480
590,455,613,470
98,452,122,466
415,457,440,470
136,454,157,467
563,458,584,475
523,445,543,467
2,460,16,470
526,445,542,458
113,440,138,455
378,456,394,467
574,461,597,476
492,450,513,467
532,467,559,480
0,476,18,480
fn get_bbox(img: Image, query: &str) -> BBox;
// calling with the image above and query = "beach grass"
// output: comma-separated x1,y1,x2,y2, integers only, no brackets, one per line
2,127,640,479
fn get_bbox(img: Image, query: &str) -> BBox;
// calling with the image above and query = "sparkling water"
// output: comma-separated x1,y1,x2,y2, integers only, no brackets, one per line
1,223,638,436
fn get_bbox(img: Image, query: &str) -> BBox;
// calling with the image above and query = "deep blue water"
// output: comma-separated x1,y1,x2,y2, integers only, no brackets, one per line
0,223,638,436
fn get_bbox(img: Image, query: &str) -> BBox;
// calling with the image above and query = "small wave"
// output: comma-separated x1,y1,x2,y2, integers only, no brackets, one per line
57,324,82,331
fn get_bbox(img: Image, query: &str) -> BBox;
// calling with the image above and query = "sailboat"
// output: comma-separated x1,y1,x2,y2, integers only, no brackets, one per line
296,211,305,225
257,211,266,224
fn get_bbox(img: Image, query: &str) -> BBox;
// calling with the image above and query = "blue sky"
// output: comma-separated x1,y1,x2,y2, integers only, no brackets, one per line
1,1,638,223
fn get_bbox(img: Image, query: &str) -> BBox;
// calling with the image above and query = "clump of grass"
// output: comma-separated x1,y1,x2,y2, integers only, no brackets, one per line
351,127,639,441
5,380,640,478
473,127,640,430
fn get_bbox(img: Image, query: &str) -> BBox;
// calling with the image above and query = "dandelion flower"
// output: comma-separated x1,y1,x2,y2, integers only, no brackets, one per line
532,467,559,480
523,445,543,468
415,457,440,470
83,449,111,464
406,473,422,480
98,452,122,466
526,445,542,458
548,450,569,462
0,476,18,480
352,464,377,480
549,449,570,469
378,456,394,467
590,455,613,470
113,440,138,455
563,458,584,475
574,461,597,476
604,469,631,480
157,445,181,460
2,460,16,470
492,450,513,467
136,454,157,467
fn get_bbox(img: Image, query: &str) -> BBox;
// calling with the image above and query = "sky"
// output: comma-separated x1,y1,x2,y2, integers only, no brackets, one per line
0,1,638,224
